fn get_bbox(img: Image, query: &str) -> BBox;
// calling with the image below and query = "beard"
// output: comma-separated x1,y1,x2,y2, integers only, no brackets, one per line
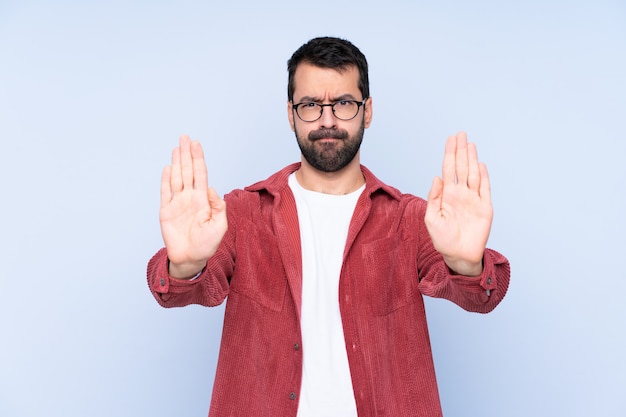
295,121,365,173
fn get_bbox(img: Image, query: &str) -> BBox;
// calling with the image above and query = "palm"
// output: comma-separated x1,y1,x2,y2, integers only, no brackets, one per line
159,136,227,277
425,132,493,276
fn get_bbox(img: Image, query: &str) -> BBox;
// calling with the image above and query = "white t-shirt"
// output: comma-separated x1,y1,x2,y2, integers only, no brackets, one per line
289,173,365,417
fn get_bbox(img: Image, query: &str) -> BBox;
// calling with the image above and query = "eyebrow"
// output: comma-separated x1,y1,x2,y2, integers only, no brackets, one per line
296,93,359,103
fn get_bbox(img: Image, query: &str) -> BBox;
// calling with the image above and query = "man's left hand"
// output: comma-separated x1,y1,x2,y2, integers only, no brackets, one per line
425,132,493,277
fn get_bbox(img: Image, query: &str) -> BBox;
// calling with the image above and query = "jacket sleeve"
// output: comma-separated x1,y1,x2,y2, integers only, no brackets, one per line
413,198,511,313
146,197,238,309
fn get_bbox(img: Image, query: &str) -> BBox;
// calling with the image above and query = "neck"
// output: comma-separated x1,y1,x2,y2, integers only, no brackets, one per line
296,157,364,195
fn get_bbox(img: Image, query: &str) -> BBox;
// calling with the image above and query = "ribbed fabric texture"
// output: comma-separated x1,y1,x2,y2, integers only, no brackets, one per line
147,163,511,417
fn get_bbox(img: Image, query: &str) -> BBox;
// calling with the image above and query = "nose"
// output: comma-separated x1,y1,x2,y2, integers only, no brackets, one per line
319,104,337,128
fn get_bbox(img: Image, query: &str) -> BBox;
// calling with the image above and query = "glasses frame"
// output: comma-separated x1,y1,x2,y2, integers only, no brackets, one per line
291,99,367,122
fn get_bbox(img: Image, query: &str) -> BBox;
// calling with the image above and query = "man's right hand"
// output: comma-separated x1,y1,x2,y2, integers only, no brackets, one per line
159,135,228,279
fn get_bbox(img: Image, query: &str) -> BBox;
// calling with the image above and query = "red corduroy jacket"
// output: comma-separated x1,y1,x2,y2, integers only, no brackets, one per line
147,163,510,417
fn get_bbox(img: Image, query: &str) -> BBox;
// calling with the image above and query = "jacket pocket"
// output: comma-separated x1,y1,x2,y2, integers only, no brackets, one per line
361,234,418,316
229,218,287,312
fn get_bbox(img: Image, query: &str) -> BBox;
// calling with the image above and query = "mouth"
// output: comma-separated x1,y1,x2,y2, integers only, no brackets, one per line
309,128,348,142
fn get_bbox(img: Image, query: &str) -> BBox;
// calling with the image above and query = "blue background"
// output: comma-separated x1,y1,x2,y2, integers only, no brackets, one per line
1,1,625,416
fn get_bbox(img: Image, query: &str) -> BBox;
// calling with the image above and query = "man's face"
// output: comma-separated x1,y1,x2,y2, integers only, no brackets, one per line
288,63,372,173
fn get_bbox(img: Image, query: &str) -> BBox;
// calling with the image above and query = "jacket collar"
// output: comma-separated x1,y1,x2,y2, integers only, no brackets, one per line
244,162,403,201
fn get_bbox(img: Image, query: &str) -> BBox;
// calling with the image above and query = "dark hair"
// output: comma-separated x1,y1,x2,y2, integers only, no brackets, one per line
287,36,369,102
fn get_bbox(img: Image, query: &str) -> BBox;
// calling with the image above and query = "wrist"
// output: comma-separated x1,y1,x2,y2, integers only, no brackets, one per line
443,257,483,277
168,259,207,279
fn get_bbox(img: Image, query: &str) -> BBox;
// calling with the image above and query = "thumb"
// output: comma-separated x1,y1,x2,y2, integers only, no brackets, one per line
207,187,226,215
427,176,443,206
425,176,443,224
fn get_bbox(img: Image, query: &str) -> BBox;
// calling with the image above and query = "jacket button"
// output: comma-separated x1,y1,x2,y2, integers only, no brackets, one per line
487,277,492,285
290,392,297,400
159,278,165,286
294,343,300,351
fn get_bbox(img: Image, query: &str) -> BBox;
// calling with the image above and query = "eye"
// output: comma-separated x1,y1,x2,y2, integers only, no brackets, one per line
302,102,318,108
335,100,352,107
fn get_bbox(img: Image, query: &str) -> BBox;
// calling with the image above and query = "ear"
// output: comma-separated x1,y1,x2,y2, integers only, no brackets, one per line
363,97,373,129
287,100,295,132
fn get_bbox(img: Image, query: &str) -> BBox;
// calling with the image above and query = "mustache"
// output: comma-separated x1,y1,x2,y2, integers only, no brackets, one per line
308,128,349,141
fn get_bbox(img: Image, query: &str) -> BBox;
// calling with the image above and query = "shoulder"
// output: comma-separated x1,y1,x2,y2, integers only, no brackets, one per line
245,163,300,194
368,191,427,225
223,163,300,202
222,164,301,220
361,164,426,212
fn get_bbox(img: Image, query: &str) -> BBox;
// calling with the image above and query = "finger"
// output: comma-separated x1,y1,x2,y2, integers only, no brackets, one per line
170,146,183,193
479,162,491,201
160,165,172,206
442,135,456,186
179,135,194,189
455,131,469,185
467,142,480,191
191,141,208,191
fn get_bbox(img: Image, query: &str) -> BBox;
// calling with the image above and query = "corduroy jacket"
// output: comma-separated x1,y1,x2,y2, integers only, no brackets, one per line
147,163,510,417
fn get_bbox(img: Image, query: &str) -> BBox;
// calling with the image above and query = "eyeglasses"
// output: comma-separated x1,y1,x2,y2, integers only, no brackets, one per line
292,99,367,122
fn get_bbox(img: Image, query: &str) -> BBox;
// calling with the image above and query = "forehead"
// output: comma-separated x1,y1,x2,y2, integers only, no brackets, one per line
292,62,360,100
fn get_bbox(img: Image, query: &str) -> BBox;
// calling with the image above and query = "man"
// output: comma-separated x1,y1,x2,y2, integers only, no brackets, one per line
147,36,510,417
